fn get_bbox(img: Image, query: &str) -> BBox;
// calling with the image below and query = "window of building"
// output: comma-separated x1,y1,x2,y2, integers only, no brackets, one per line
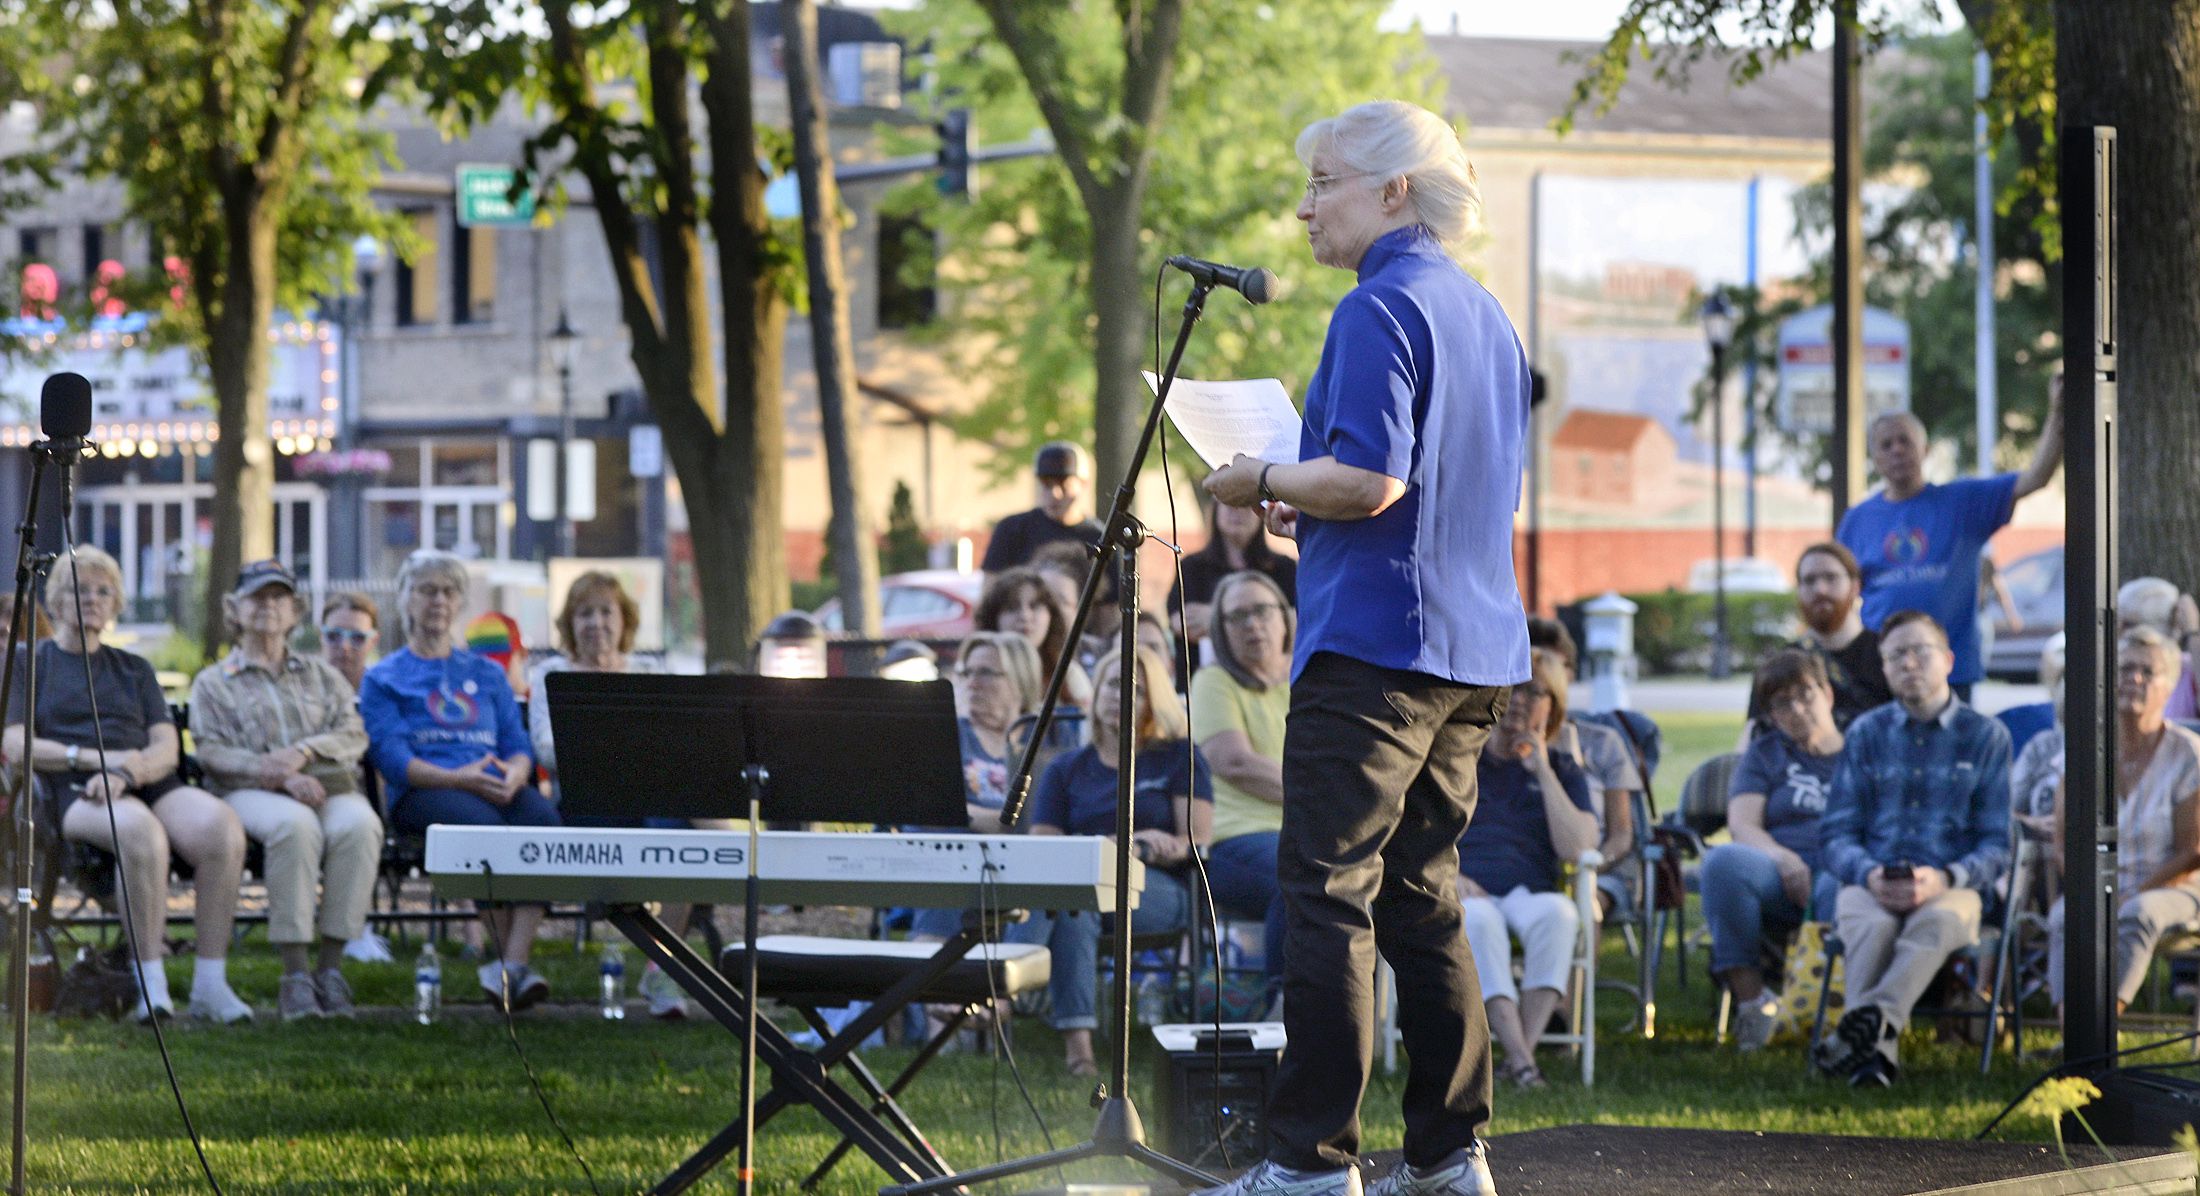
453,220,497,324
395,208,441,326
877,211,936,330
432,440,500,486
17,226,55,265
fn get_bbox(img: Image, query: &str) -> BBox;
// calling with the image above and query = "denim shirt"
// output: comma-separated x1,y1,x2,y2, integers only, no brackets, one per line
1821,695,2011,893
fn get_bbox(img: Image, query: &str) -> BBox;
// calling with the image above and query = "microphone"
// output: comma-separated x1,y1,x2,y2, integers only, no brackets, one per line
39,372,92,449
1166,255,1280,305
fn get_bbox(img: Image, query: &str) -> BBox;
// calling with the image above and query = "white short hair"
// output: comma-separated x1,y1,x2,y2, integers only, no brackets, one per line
1868,410,1926,444
2117,577,2180,635
2120,624,2183,685
1296,101,1480,249
394,549,470,639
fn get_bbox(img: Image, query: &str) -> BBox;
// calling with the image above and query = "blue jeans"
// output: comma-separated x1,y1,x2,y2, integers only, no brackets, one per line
391,786,561,834
1009,868,1192,1030
1699,842,1835,977
1205,832,1285,986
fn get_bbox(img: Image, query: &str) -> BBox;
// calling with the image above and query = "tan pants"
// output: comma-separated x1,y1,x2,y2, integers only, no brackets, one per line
224,790,382,945
1835,883,1982,1057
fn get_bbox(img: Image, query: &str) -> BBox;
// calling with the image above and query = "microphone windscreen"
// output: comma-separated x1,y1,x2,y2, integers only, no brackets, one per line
40,372,92,439
1241,268,1281,306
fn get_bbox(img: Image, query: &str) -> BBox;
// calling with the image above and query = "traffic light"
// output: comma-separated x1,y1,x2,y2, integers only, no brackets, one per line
937,107,974,200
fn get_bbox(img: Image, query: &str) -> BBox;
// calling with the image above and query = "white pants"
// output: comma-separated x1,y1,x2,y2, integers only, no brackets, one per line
225,790,382,945
1460,887,1578,1004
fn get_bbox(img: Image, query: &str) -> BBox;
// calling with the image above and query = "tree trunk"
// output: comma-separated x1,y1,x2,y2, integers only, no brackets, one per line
200,198,279,657
782,0,880,634
2058,0,2200,584
702,0,792,667
1089,186,1150,493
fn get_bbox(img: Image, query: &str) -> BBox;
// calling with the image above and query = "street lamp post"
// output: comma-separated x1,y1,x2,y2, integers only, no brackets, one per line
549,308,580,559
330,235,381,582
1701,292,1736,681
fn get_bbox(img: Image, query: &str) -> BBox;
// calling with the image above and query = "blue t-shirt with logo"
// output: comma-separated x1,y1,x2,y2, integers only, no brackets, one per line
1728,729,1837,871
1291,225,1532,688
1028,741,1211,838
1836,474,2018,686
1458,748,1596,897
361,647,532,802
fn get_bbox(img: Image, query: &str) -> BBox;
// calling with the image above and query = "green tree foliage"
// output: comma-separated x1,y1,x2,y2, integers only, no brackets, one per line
378,0,799,667
881,480,929,575
884,0,1441,484
0,0,397,653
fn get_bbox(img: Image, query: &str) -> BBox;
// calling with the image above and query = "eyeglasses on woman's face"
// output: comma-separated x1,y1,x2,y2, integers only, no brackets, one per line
1223,602,1284,629
1303,171,1376,201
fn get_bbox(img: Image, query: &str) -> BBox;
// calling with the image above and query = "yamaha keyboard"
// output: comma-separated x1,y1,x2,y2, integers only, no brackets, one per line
425,825,1140,911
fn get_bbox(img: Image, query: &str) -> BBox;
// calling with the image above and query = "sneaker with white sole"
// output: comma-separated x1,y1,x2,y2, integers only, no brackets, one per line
505,965,550,1011
1366,1143,1497,1196
639,966,689,1020
188,984,254,1025
1732,989,1781,1053
278,972,323,1022
1194,1160,1363,1196
314,969,357,1019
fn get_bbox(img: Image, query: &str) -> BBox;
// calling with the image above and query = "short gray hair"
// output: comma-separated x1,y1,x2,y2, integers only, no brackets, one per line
2117,577,2180,635
2120,624,2183,686
394,549,470,641
1868,410,1927,445
1296,101,1480,249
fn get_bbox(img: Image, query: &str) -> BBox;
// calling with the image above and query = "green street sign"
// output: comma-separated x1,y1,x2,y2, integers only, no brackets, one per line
456,164,537,228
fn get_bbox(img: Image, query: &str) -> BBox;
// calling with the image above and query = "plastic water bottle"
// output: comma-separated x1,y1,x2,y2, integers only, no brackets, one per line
413,945,442,1026
599,942,627,1020
1136,974,1169,1027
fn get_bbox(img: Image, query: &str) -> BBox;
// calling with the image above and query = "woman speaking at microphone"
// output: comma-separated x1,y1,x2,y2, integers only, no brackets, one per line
1199,100,1531,1196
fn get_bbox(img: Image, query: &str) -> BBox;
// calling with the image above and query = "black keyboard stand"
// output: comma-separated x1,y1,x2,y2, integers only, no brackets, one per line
606,906,987,1194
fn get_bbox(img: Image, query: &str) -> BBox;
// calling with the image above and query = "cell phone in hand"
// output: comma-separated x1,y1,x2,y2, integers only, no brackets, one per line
1882,862,1914,882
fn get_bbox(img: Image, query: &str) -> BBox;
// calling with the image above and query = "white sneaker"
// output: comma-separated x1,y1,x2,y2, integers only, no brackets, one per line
1733,990,1781,1053
1366,1144,1497,1196
187,983,254,1025
1195,1160,1362,1196
133,994,176,1025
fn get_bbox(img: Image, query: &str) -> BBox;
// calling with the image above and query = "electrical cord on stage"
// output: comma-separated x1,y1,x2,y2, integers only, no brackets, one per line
1974,1026,2200,1140
1154,261,1235,1170
974,846,1056,1175
57,531,224,1194
477,863,603,1195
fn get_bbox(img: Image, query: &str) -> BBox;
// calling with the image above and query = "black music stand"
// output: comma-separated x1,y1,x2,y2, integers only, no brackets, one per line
544,673,979,1194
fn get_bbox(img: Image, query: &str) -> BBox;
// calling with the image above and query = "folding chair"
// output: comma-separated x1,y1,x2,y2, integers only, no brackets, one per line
1656,752,1740,990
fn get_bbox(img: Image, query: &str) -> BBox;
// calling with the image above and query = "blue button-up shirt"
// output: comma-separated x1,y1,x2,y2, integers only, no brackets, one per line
1821,695,2011,892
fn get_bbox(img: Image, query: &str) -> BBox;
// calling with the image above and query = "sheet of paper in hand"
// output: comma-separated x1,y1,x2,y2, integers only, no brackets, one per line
1144,371,1306,470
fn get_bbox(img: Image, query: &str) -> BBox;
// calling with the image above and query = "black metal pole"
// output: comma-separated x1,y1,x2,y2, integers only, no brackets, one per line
6,445,52,1196
736,764,766,1196
1830,1,1868,526
1711,342,1731,680
2060,125,2118,1068
556,360,575,559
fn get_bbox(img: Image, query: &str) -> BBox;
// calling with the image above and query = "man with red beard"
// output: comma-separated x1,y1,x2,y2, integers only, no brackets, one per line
1748,541,1894,732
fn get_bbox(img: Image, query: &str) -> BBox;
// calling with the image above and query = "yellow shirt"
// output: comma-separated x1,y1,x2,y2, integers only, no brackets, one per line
1190,665,1289,843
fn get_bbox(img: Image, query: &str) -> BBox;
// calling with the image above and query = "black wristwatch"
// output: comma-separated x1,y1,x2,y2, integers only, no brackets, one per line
1257,463,1278,503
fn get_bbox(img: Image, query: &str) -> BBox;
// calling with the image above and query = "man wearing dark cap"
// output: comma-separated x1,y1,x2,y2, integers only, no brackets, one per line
981,440,1103,580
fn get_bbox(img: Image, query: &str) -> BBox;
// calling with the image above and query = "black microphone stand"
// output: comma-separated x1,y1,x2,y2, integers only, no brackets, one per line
885,282,1225,1196
5,434,67,1196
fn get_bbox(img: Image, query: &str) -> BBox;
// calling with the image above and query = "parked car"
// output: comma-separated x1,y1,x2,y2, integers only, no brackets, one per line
1684,557,1792,595
1986,545,2064,682
812,569,986,641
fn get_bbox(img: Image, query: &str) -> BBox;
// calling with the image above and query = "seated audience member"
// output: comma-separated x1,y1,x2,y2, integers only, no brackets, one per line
2117,578,2200,721
976,567,1091,707
1456,650,1598,1090
1015,644,1210,1076
1745,542,1894,738
756,610,828,678
1191,572,1293,1003
1998,635,2065,757
1032,539,1120,676
1817,611,2010,1088
1525,619,1641,914
4,547,248,1023
363,548,559,1011
317,592,379,695
981,441,1101,579
530,571,703,1019
1700,649,1843,1050
2010,677,2065,847
2048,627,2200,1015
905,632,1047,942
0,588,50,652
1169,498,1297,655
189,560,380,1021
